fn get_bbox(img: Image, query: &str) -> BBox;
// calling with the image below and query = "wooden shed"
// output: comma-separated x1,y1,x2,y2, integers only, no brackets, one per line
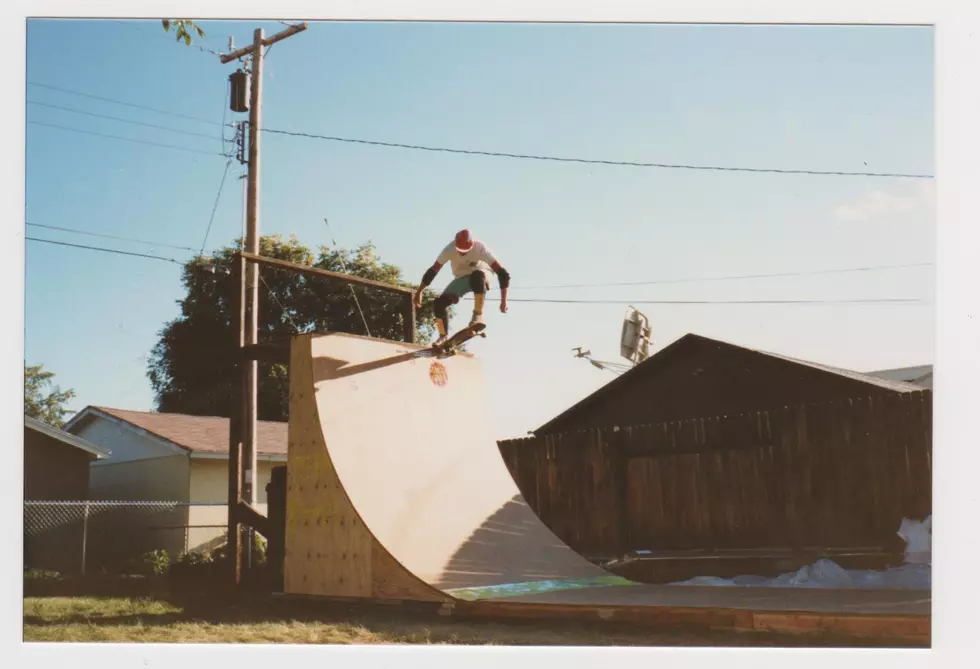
534,333,927,435
24,416,110,573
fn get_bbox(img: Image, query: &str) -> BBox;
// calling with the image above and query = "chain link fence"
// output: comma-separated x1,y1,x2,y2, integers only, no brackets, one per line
24,501,230,575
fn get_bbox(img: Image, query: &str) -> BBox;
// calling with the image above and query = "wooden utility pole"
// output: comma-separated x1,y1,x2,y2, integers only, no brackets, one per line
219,21,307,585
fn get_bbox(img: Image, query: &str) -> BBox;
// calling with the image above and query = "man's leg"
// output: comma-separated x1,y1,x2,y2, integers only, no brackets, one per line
468,270,490,326
433,275,472,342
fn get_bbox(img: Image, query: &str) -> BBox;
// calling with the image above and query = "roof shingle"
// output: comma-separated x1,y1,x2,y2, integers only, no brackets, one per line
88,407,287,456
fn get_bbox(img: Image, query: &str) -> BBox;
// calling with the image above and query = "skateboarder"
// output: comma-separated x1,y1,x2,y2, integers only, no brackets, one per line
413,229,510,346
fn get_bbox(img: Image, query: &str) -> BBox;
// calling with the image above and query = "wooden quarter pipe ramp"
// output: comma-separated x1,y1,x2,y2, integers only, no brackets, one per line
283,333,930,644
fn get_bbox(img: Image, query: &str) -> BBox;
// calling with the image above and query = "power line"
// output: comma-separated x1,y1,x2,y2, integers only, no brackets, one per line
27,100,225,141
26,237,184,264
200,158,235,254
511,262,936,290
28,235,929,306
28,121,230,157
476,296,927,305
26,223,198,252
27,81,932,179
27,81,222,126
323,217,372,337
261,127,934,179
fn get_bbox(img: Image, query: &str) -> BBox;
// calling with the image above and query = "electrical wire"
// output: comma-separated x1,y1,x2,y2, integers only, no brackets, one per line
259,273,304,333
27,81,933,179
221,79,231,155
465,295,928,306
199,157,235,254
260,127,934,179
26,236,929,306
26,237,184,264
511,262,935,290
479,296,928,305
26,222,198,252
27,100,225,141
323,217,371,336
28,121,231,157
27,81,223,126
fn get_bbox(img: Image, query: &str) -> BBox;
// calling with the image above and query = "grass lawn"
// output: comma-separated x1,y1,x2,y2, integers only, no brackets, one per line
22,595,916,647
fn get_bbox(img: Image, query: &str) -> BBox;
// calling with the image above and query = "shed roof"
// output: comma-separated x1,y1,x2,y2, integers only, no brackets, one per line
25,415,111,459
534,333,925,434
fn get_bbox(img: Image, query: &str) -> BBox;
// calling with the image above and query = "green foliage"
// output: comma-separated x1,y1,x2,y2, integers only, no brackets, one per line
161,19,205,46
23,568,63,581
126,549,170,577
24,363,76,428
169,534,265,584
251,533,267,565
147,235,441,421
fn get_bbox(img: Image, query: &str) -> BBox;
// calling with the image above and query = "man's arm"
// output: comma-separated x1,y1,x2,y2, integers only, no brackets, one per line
414,261,443,307
490,260,510,313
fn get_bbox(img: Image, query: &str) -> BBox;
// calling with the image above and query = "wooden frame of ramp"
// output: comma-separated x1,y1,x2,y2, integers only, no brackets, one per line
283,332,930,645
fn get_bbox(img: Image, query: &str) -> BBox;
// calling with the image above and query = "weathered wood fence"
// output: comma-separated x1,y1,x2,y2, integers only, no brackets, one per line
498,391,932,557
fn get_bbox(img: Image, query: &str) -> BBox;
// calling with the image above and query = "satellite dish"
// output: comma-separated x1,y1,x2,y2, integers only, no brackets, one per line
620,306,652,365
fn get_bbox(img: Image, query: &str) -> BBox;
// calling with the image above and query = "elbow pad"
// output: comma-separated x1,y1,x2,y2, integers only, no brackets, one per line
495,267,511,289
422,266,438,286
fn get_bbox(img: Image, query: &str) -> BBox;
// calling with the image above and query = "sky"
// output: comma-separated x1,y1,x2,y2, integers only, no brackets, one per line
22,18,936,439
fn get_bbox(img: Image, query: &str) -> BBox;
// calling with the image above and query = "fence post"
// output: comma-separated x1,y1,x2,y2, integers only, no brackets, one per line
81,501,90,575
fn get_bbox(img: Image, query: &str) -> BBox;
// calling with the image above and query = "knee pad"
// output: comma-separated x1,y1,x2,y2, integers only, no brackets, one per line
469,270,489,294
433,293,457,320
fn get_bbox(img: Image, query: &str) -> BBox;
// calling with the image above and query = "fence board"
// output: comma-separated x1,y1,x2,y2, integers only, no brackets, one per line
498,391,932,556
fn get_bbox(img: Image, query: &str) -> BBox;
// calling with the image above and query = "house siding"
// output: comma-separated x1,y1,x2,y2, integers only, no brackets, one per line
87,455,191,567
186,458,275,553
90,454,190,501
72,416,183,463
64,411,283,561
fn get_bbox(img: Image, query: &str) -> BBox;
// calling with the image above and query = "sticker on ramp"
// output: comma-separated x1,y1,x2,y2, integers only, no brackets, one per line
429,361,448,387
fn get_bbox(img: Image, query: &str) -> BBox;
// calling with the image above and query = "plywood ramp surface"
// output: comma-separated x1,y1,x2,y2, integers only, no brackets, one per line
287,332,610,599
284,335,446,602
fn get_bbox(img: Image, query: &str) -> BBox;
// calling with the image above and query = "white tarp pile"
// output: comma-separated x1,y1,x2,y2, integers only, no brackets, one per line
670,516,931,590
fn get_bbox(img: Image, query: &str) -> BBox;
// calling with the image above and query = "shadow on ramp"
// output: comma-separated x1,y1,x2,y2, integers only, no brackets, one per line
434,494,613,590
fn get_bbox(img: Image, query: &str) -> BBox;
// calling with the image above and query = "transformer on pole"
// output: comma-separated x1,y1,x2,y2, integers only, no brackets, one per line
229,69,251,113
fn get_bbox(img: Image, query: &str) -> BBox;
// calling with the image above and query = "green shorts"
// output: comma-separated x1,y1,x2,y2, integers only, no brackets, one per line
443,270,489,299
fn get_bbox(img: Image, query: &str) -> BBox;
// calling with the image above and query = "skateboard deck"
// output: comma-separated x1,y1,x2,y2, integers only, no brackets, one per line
430,323,487,357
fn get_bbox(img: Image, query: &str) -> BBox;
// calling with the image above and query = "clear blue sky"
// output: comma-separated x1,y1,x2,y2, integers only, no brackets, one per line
24,19,935,438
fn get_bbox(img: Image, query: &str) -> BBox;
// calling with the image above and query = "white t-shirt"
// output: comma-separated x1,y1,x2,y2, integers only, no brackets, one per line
436,240,500,278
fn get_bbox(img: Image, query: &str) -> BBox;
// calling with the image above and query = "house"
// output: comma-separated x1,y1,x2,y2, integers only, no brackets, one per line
534,333,927,435
63,406,286,565
867,365,933,389
24,416,111,573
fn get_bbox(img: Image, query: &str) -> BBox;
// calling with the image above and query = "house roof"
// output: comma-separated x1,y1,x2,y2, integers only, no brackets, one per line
757,350,927,393
867,365,933,387
25,415,111,459
534,333,926,434
67,406,287,457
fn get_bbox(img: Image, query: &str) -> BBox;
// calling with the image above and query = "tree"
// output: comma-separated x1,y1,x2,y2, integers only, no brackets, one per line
147,235,443,421
25,363,76,428
161,20,205,46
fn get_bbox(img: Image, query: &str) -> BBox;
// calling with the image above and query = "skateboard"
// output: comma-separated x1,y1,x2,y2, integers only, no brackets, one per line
430,322,487,357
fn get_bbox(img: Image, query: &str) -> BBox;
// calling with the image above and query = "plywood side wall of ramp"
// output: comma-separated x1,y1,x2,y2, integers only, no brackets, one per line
284,334,447,602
